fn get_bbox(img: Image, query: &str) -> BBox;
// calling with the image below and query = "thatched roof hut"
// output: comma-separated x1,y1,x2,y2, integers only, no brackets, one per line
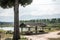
20,23,26,28
20,22,47,27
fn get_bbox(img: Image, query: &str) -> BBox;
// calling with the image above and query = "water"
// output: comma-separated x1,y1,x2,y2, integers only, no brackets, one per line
0,27,28,31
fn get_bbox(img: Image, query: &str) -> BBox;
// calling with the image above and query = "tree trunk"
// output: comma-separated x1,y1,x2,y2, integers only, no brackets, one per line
13,0,20,40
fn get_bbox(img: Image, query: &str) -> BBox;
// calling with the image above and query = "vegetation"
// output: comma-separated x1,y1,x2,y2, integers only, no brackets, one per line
6,30,13,34
0,0,33,40
0,18,60,27
19,18,60,34
0,22,13,27
0,29,6,33
20,18,60,24
20,18,60,28
0,30,27,40
20,37,28,40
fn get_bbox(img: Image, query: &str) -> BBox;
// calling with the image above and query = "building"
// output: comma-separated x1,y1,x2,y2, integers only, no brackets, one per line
20,22,47,27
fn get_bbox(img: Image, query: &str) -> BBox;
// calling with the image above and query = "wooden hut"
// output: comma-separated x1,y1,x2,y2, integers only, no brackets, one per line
20,22,47,34
20,23,26,33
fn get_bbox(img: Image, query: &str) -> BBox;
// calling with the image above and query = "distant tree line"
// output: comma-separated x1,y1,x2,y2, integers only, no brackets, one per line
20,18,60,28
0,22,13,27
0,18,60,27
20,18,60,24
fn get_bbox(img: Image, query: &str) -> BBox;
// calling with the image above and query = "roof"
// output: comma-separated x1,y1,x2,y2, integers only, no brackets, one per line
20,22,47,27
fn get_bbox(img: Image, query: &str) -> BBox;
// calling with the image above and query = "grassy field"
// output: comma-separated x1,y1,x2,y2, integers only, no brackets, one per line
0,34,27,40
0,30,27,40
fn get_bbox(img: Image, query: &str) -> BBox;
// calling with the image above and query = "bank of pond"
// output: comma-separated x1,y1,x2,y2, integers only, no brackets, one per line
0,27,60,35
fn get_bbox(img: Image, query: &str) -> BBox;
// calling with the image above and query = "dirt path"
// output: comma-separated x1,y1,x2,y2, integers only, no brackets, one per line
24,31,60,40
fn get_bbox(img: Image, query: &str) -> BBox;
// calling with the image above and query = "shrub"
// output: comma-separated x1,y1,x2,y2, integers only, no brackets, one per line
39,30,45,33
0,30,6,33
6,30,13,34
24,31,33,35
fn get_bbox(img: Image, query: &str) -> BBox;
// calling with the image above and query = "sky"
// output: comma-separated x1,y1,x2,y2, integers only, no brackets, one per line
0,0,60,22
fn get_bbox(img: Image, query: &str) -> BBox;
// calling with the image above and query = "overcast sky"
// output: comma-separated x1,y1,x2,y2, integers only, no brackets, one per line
0,0,60,22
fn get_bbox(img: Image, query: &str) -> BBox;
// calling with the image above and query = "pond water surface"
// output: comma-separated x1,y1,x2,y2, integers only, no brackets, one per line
0,27,28,31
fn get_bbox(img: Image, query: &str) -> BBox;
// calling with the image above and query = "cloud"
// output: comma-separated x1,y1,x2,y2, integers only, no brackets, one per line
0,8,14,17
0,0,60,22
19,0,60,16
19,14,60,20
0,16,14,22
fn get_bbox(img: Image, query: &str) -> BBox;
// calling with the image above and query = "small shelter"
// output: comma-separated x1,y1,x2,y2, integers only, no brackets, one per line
25,22,47,33
20,22,47,34
25,22,47,27
20,23,26,33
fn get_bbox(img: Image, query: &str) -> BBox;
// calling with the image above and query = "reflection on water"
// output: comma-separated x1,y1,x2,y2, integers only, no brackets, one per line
0,27,28,31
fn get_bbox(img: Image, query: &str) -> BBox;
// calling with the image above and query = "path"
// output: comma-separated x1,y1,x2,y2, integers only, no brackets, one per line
24,31,60,40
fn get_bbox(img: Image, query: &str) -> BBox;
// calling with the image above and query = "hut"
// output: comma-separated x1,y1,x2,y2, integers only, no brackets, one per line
20,23,26,33
25,22,47,33
20,22,47,34
25,22,46,27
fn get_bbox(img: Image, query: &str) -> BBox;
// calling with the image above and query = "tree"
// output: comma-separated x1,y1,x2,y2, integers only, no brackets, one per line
0,0,33,40
58,18,60,23
50,18,56,23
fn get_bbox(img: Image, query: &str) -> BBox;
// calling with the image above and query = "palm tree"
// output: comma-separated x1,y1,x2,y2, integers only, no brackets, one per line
0,0,33,40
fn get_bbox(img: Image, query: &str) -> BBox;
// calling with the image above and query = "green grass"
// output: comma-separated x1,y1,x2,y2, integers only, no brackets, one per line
0,29,6,33
4,38,27,40
20,38,27,40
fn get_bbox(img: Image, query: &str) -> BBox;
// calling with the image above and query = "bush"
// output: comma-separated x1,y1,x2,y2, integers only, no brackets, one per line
0,30,6,33
39,30,45,33
24,31,33,35
20,38,27,40
6,30,13,34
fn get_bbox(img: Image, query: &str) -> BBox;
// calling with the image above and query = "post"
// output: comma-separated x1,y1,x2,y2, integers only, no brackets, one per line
35,26,37,33
28,27,30,31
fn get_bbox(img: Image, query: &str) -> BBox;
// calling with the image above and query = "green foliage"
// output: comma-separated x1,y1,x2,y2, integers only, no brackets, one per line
20,18,60,23
6,30,13,34
0,22,13,27
4,37,27,40
0,0,33,8
20,18,60,27
20,38,27,40
0,29,6,33
20,23,26,27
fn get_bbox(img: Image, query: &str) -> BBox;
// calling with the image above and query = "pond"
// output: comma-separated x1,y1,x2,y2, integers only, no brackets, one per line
0,27,28,31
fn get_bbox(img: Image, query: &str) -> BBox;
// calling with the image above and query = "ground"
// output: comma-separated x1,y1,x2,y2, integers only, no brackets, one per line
24,31,60,40
1,30,60,40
